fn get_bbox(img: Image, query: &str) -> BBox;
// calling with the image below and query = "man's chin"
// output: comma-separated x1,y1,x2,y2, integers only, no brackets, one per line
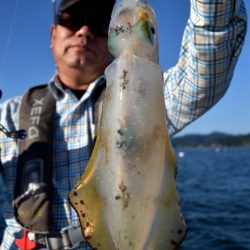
67,58,90,68
67,61,102,73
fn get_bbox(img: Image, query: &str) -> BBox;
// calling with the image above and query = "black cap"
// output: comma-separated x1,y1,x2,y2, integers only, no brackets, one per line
58,0,115,14
55,0,116,34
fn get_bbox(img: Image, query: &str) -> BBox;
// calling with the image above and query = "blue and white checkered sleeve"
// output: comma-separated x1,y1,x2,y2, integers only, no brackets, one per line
164,0,247,136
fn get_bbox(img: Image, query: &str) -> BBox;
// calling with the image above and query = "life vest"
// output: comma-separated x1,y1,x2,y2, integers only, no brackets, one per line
12,80,105,248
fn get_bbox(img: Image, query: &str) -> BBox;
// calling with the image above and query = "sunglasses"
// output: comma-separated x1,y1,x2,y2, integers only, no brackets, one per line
56,12,110,36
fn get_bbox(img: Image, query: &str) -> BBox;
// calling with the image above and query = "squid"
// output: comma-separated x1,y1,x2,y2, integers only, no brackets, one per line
68,0,187,249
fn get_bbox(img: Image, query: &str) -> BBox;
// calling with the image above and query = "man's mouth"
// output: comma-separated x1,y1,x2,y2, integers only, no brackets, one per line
67,43,95,55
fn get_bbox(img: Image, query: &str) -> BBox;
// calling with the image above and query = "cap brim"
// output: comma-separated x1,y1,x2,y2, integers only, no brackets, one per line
59,0,115,13
59,0,84,12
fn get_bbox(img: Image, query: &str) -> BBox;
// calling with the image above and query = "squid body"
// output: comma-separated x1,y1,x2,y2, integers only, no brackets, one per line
68,0,187,249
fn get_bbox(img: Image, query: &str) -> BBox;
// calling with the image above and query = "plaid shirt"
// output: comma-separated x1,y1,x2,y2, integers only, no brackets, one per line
0,1,247,249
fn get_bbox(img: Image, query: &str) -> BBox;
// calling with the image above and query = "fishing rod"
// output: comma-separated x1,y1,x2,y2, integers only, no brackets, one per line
0,0,26,140
0,92,26,140
0,124,26,139
0,0,57,140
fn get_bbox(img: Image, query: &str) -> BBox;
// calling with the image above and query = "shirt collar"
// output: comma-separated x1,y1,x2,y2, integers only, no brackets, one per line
48,74,105,101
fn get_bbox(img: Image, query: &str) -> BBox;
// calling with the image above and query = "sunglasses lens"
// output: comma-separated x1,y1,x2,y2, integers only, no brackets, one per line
89,20,109,36
56,12,109,36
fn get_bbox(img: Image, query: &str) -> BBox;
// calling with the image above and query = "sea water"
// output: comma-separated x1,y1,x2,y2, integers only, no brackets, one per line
1,147,250,248
177,147,250,250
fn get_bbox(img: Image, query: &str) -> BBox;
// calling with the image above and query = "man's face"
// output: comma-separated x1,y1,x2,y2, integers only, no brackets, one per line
50,11,113,79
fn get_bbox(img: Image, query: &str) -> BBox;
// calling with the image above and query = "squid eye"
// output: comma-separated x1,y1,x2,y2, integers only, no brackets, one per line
147,21,156,44
150,26,155,35
148,22,155,36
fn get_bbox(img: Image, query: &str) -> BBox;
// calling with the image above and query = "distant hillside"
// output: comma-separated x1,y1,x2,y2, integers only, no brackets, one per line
172,132,250,148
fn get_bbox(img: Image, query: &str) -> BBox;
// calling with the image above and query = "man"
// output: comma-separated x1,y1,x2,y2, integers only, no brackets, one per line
0,0,247,249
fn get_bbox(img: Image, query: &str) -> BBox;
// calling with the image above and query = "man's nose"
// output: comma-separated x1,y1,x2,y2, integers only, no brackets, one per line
75,25,95,40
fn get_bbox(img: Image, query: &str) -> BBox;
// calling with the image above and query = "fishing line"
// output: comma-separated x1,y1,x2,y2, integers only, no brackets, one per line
0,0,20,85
52,0,57,23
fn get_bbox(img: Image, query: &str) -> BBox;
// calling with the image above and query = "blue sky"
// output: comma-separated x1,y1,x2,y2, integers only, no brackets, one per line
0,0,249,136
